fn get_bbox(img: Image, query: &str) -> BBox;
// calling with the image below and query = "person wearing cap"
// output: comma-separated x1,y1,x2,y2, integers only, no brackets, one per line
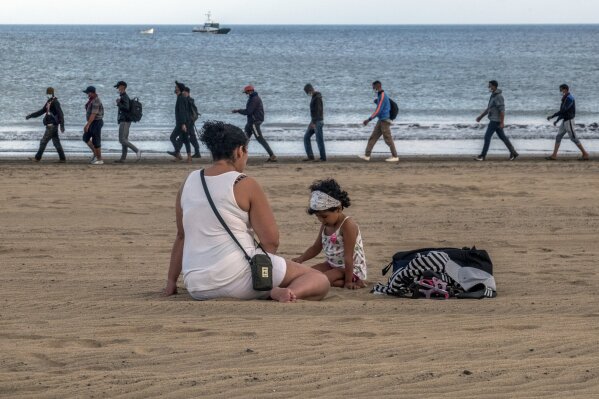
181,86,201,158
168,81,192,163
360,80,399,162
82,86,105,165
114,81,141,163
25,87,66,163
302,84,326,162
232,85,277,162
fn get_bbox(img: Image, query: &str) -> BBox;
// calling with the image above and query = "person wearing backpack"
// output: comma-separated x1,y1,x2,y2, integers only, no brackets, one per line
114,81,141,163
232,85,277,162
182,86,201,158
359,81,399,162
26,87,66,163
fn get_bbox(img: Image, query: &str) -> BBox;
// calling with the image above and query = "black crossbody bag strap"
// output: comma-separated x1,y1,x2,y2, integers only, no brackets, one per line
200,170,265,262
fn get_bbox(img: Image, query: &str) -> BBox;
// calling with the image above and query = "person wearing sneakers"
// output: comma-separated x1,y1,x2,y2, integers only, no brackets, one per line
82,86,104,165
232,85,277,162
168,81,192,163
360,81,399,162
475,80,518,161
114,81,141,163
546,84,589,161
25,87,66,163
302,84,326,162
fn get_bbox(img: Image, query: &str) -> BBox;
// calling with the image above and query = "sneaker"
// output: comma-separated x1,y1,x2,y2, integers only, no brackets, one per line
302,157,315,162
91,159,104,165
192,153,202,159
136,150,142,162
57,159,66,163
29,157,40,162
358,155,370,161
167,151,180,159
114,159,125,164
509,152,519,161
89,155,96,164
385,157,399,162
474,156,484,162
266,156,278,163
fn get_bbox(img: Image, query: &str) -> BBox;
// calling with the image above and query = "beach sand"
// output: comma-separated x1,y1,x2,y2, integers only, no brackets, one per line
0,157,598,398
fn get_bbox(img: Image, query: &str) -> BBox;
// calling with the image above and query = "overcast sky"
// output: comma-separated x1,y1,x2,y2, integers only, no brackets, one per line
1,0,598,25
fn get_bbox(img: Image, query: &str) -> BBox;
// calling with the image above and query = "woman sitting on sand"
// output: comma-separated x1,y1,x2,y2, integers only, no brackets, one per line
163,121,330,302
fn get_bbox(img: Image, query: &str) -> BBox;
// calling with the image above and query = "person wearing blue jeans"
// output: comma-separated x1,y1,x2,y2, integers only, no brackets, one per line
475,80,518,161
303,84,326,161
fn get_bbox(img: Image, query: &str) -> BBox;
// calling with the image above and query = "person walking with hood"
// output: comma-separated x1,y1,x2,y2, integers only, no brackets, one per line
475,80,518,161
114,81,141,163
82,86,105,165
359,81,399,162
168,81,192,163
26,87,66,163
302,84,326,162
232,85,277,162
546,84,590,161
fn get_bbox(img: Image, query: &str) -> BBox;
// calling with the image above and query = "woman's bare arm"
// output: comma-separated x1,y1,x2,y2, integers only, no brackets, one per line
163,180,186,296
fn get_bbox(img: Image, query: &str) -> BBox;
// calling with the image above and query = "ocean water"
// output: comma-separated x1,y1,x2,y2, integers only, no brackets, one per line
1,24,599,156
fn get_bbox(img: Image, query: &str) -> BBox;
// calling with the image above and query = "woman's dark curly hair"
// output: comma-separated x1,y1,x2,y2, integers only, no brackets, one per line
200,121,249,161
307,178,351,214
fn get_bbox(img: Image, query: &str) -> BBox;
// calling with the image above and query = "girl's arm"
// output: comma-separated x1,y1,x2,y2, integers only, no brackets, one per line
163,180,186,296
341,219,359,289
292,226,324,263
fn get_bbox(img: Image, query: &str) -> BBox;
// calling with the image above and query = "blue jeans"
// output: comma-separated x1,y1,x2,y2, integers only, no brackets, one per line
303,121,326,160
480,121,516,158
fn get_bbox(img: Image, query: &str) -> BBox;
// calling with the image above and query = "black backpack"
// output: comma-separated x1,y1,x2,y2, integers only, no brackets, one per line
190,101,200,122
128,98,143,122
389,98,399,121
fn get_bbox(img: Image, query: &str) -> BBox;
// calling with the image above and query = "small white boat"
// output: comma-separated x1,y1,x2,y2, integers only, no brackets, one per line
192,12,231,34
140,28,154,35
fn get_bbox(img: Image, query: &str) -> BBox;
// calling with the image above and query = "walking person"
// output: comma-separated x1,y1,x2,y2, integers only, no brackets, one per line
114,81,141,163
26,87,66,163
475,80,518,161
302,84,326,162
167,81,192,163
546,84,589,161
359,81,399,162
182,86,201,158
232,85,277,162
82,86,104,165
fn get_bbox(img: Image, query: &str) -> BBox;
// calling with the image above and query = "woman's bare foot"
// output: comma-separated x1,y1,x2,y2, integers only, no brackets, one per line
270,287,297,303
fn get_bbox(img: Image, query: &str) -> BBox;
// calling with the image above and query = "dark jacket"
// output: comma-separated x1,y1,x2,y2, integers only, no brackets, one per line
117,92,131,123
27,97,65,129
175,95,190,127
238,92,264,124
309,92,324,123
551,93,576,122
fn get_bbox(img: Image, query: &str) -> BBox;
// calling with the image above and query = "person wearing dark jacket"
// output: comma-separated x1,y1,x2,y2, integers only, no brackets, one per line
302,84,326,162
26,87,66,162
475,80,518,161
546,84,589,161
182,87,201,158
114,81,141,163
232,85,277,162
168,81,192,163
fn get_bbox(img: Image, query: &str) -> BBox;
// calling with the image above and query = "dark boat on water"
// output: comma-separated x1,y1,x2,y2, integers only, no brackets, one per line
192,12,231,34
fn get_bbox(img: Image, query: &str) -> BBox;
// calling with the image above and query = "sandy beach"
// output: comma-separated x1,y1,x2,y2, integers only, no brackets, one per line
1,157,598,398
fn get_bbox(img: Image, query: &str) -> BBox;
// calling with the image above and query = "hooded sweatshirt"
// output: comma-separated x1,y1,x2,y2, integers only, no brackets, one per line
487,89,505,122
238,92,264,124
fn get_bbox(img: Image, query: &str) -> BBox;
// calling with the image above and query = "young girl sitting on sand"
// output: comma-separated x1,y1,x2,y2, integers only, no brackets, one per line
292,179,367,289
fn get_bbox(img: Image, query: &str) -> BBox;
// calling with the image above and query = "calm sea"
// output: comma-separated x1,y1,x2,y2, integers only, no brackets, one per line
1,24,598,156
